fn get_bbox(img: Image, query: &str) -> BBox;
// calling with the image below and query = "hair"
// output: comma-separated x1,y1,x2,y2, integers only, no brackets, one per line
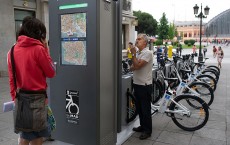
18,16,46,41
138,33,149,45
129,42,133,45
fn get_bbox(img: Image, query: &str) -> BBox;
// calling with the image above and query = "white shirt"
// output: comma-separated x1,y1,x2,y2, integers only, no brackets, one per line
133,47,153,85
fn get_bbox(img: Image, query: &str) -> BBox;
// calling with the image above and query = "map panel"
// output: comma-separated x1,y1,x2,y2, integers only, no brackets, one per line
61,13,87,65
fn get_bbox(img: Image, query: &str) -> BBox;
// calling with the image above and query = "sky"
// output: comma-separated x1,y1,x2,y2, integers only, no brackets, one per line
133,0,230,23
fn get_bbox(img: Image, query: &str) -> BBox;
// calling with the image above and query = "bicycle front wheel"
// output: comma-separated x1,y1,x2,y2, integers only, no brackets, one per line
169,95,209,131
185,81,214,106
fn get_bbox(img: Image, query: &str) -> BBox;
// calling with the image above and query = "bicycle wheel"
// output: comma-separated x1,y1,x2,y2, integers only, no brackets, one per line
126,91,137,123
184,81,214,106
196,74,217,92
151,79,164,104
169,94,209,131
206,65,220,74
202,70,219,82
169,71,179,89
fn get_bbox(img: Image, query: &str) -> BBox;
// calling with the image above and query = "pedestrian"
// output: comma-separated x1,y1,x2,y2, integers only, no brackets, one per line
178,43,182,56
126,42,133,66
216,46,224,68
163,45,168,58
156,45,163,67
7,16,55,145
203,46,207,58
213,45,217,58
130,34,153,140
192,45,197,55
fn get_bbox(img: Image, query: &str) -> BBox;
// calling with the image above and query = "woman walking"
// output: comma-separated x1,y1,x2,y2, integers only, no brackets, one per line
216,46,224,68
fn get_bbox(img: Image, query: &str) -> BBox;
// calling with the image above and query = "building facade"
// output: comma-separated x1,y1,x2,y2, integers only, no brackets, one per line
205,8,230,41
0,0,48,77
175,21,205,42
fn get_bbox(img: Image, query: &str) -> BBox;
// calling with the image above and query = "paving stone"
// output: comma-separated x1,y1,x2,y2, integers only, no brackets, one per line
203,120,226,131
164,121,194,135
189,136,226,145
209,109,226,122
151,114,171,131
122,136,154,145
156,131,192,145
132,129,162,141
153,142,172,145
194,128,226,141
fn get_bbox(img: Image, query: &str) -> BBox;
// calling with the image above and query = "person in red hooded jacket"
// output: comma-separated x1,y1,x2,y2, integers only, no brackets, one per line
7,16,55,145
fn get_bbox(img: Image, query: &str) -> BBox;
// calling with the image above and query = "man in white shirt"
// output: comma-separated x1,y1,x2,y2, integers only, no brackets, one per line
130,34,153,140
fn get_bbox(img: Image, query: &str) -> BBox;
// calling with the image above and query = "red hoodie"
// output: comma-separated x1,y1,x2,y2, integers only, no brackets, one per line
7,35,55,100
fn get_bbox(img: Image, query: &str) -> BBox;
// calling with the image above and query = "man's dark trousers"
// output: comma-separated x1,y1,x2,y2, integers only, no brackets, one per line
133,84,152,134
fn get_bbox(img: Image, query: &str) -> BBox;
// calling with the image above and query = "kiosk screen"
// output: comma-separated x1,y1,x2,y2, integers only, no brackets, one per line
60,13,87,65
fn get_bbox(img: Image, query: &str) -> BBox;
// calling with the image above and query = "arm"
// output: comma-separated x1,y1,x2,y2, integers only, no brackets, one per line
37,46,56,78
7,51,16,101
130,56,148,71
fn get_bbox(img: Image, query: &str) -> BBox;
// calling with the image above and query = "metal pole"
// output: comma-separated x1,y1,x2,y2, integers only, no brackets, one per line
198,3,203,62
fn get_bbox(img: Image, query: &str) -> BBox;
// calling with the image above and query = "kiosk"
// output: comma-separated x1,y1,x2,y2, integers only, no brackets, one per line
49,0,118,145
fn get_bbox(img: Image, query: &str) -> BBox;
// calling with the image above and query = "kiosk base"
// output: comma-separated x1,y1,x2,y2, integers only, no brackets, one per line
116,118,139,145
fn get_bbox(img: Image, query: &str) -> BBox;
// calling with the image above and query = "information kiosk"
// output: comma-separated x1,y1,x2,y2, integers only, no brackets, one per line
49,0,118,145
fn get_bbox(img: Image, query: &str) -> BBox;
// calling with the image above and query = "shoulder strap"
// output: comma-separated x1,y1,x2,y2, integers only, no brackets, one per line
10,45,17,91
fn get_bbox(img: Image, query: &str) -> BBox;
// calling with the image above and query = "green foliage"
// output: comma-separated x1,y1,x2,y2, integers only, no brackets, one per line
133,11,158,36
189,39,195,45
184,40,189,45
188,43,191,46
155,39,163,45
168,23,176,40
158,13,169,40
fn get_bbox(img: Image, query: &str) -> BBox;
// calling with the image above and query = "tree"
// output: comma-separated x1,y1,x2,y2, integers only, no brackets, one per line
158,13,169,40
133,10,158,36
168,23,177,40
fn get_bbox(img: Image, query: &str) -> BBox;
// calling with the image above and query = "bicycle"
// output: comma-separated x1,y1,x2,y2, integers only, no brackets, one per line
151,78,209,131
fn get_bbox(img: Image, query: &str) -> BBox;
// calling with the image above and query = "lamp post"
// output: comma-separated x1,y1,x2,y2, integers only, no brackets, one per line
193,4,210,62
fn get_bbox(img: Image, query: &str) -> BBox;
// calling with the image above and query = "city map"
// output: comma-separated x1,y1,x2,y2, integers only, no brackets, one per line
61,13,87,65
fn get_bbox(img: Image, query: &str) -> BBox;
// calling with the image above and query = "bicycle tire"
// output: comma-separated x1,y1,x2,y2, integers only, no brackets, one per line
169,94,209,131
202,70,219,82
169,71,180,89
184,81,214,106
151,80,164,104
196,74,217,92
205,68,220,77
206,65,220,74
126,91,137,123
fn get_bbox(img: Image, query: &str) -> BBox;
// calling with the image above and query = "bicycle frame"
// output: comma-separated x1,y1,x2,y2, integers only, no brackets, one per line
151,92,190,116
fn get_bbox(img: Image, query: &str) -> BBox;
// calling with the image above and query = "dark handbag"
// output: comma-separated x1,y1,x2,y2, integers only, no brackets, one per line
10,46,47,133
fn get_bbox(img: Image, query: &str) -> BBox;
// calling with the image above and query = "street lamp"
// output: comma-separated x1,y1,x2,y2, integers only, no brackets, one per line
193,4,210,62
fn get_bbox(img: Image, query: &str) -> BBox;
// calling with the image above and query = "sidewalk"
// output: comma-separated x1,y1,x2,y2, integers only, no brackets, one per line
0,44,229,145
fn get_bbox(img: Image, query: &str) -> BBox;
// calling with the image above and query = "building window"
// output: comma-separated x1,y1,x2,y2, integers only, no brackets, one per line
184,33,187,37
14,9,35,40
